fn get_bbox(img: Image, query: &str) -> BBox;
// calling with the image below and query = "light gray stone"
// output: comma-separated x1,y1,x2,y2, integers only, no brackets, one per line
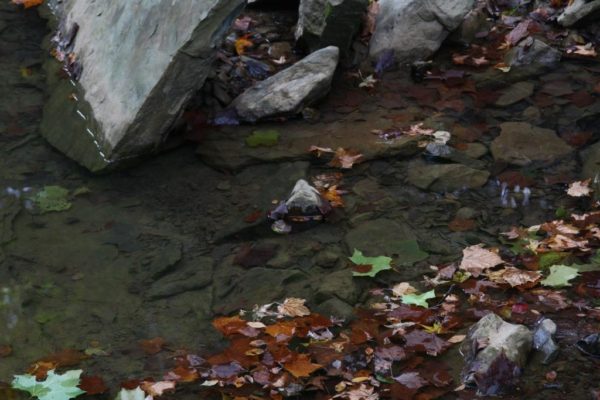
296,0,368,57
490,122,572,166
231,46,339,122
558,0,600,26
407,161,490,192
461,313,532,394
369,0,475,65
533,318,559,364
41,0,245,172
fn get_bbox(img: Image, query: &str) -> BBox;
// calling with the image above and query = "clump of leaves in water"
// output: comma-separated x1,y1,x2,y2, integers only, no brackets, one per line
33,185,72,213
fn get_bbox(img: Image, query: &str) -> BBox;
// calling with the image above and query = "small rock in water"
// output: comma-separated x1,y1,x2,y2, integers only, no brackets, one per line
461,313,532,396
533,318,559,364
576,333,600,358
268,179,331,234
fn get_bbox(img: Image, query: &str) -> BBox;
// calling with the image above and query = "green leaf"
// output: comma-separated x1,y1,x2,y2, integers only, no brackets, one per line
349,249,392,277
539,252,567,269
541,265,580,288
395,240,429,265
33,186,72,213
114,387,146,400
12,369,85,400
245,129,280,147
401,290,436,308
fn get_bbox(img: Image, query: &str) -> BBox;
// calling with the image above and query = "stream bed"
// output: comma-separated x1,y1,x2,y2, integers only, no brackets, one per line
1,2,600,399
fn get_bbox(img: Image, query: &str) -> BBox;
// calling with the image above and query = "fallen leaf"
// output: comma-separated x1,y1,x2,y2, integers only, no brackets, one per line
541,265,580,287
140,337,166,355
566,44,597,57
391,282,418,297
283,354,322,378
12,369,85,400
567,180,592,197
394,371,428,390
403,330,450,356
487,267,542,289
141,380,176,396
0,345,12,358
235,35,253,55
330,148,365,169
448,217,477,232
11,0,43,8
79,375,108,395
349,249,392,277
459,245,504,277
278,298,311,318
447,334,466,344
401,290,436,308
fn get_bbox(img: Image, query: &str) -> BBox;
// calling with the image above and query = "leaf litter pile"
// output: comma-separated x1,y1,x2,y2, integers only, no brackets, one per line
3,181,600,399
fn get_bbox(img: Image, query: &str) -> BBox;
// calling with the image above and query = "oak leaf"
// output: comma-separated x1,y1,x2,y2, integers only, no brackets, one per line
278,298,311,317
283,354,322,378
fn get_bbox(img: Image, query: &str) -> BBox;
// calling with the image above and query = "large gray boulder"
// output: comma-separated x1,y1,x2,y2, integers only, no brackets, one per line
558,0,600,27
369,0,475,65
40,0,245,172
490,122,572,166
231,46,339,122
295,0,368,58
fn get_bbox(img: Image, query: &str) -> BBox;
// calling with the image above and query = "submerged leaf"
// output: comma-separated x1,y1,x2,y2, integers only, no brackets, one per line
349,249,392,277
245,129,280,147
33,186,72,213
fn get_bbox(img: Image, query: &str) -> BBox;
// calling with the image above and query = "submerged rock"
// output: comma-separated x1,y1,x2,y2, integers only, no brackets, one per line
406,160,490,192
533,318,559,364
490,122,572,166
495,81,535,107
41,0,245,172
461,313,533,396
558,0,600,27
369,0,475,66
231,46,339,122
296,0,368,58
580,141,600,180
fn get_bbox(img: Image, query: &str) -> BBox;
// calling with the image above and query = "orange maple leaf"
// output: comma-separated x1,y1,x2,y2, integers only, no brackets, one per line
235,35,253,56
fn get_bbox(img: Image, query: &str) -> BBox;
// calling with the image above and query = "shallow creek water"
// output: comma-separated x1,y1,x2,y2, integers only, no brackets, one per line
1,3,600,399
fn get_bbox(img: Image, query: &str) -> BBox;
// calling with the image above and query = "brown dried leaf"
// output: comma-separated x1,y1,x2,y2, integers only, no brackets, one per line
283,353,322,378
329,148,364,169
278,298,311,317
459,245,504,277
487,266,542,289
567,179,592,197
141,380,176,396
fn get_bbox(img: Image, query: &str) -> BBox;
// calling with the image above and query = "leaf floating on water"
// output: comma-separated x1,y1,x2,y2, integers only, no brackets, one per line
567,179,592,197
349,249,392,277
11,0,44,8
487,267,542,289
78,375,108,395
115,387,146,400
401,290,436,308
278,298,311,318
139,337,166,355
12,369,86,400
541,265,580,287
140,380,176,396
459,244,504,278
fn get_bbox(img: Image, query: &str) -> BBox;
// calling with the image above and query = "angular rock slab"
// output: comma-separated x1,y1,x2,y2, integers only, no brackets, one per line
345,218,428,264
369,0,475,65
296,0,368,57
490,122,572,166
407,161,490,192
231,46,339,122
558,0,600,27
41,0,245,172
